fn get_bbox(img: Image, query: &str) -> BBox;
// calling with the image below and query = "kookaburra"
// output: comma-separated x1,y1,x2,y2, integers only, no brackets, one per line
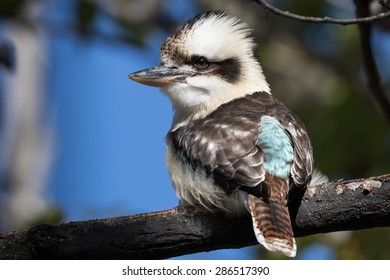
129,11,315,257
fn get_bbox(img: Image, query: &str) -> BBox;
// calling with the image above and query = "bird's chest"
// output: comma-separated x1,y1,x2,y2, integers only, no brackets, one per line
165,136,245,214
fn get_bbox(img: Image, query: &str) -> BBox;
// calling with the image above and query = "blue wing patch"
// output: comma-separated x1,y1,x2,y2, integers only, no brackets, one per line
257,116,294,178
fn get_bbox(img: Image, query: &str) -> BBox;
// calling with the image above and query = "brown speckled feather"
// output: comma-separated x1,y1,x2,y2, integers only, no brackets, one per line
248,174,296,256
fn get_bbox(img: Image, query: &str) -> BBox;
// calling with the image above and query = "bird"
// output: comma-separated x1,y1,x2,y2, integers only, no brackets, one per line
129,11,315,257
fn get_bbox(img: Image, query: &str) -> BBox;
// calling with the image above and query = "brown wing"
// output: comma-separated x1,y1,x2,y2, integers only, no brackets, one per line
171,91,313,193
171,114,265,193
246,91,313,187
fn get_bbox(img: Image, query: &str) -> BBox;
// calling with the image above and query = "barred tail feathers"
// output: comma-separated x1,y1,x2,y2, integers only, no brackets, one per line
248,175,296,257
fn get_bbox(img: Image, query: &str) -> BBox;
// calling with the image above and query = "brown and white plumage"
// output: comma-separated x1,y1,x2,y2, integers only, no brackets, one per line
129,11,314,257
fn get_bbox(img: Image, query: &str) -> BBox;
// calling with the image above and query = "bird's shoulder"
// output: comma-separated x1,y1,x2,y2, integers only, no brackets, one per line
172,91,304,137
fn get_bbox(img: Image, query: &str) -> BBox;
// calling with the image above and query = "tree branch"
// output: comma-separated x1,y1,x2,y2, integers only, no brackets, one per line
354,0,390,121
253,0,390,25
254,0,390,120
0,174,389,259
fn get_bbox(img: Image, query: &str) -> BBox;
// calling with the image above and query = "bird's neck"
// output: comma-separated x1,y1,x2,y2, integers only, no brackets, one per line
170,64,270,130
171,85,270,130
171,104,209,130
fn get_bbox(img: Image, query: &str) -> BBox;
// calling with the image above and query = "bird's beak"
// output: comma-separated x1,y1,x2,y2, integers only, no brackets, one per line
128,66,193,87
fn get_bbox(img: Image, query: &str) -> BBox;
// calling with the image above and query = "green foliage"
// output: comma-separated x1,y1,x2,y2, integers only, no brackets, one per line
338,228,390,259
22,207,64,231
0,0,27,19
76,0,97,36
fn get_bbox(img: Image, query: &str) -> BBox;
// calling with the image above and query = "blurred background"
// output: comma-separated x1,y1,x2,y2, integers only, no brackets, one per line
0,0,389,260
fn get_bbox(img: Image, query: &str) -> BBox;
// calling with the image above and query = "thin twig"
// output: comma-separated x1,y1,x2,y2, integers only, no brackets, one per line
254,0,390,120
254,0,390,25
354,0,390,121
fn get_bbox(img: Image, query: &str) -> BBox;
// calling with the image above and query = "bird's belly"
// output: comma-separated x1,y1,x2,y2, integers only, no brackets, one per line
165,143,246,215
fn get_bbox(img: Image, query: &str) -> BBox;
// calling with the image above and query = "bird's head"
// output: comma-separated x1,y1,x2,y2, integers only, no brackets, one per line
129,11,270,124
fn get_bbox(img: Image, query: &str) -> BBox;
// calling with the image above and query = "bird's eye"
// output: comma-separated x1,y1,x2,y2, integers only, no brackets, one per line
194,56,209,69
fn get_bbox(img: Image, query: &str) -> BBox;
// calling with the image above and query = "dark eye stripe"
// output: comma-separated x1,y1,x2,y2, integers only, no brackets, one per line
213,58,241,83
188,56,241,83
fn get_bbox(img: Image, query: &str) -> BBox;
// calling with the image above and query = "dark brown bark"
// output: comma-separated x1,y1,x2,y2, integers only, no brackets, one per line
0,175,389,259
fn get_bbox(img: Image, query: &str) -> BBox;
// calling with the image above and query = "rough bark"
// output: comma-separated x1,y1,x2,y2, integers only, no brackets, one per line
0,175,389,259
